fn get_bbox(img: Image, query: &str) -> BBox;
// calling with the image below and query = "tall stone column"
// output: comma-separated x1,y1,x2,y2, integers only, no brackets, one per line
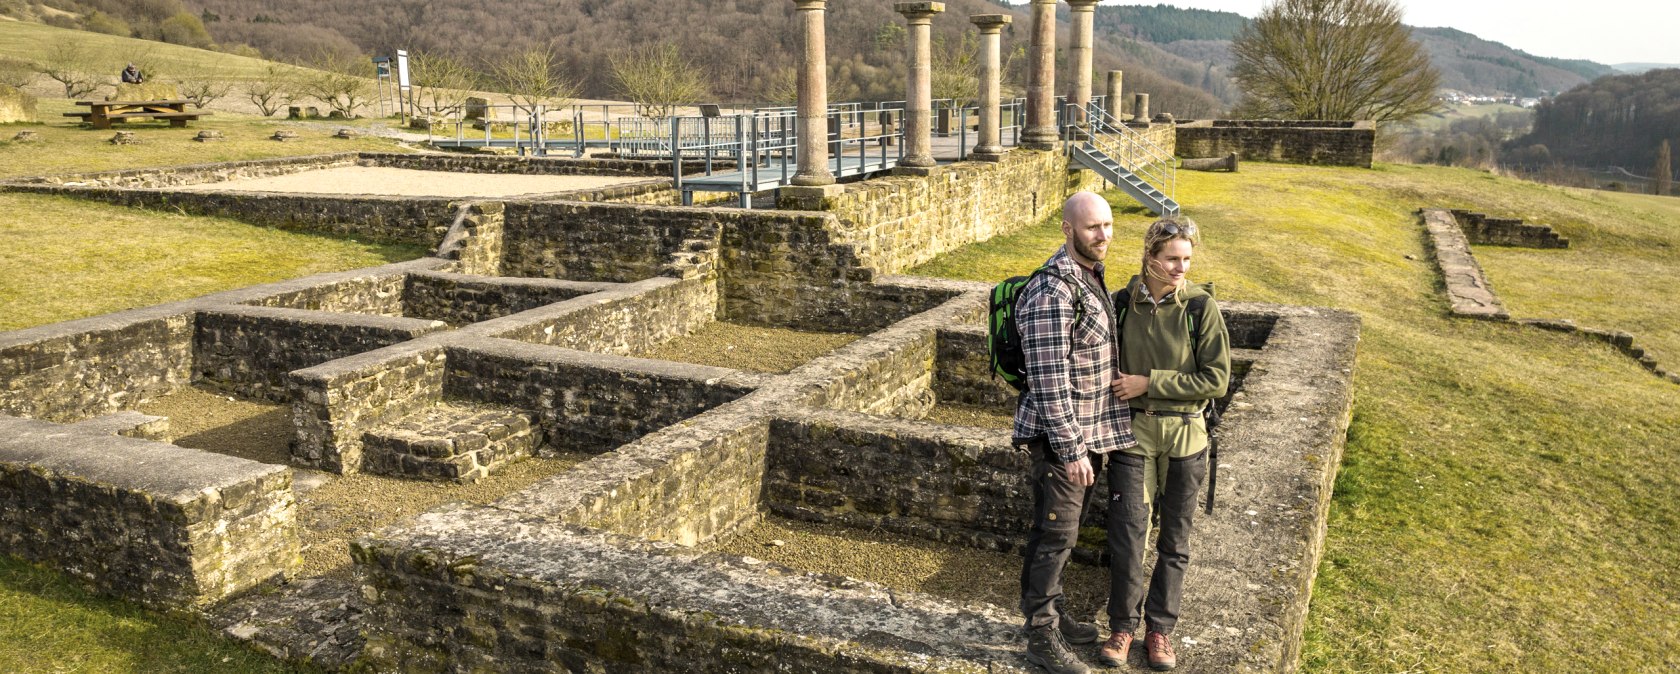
1104,70,1124,121
971,13,1012,162
895,2,944,174
1021,0,1059,150
791,0,834,187
1065,0,1100,131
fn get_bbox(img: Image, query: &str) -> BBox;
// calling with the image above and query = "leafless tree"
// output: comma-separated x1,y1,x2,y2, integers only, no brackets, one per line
1230,0,1439,124
302,50,374,117
609,43,709,119
0,57,34,89
1656,140,1673,197
246,64,297,117
930,31,979,109
486,45,578,117
174,65,235,109
411,50,478,116
38,40,102,98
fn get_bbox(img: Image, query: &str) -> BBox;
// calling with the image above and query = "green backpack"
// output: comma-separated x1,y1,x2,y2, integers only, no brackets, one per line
988,267,1086,392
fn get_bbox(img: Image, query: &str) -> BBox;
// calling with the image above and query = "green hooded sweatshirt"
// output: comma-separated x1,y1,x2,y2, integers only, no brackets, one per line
1114,275,1231,414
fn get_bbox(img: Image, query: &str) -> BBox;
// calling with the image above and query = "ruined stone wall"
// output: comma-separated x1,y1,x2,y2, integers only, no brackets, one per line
194,307,447,401
6,153,355,188
402,272,612,326
240,274,406,316
488,276,718,356
1450,209,1570,248
0,415,297,610
1176,120,1375,168
0,185,458,247
934,325,1019,408
445,338,758,454
356,152,693,177
790,151,1108,275
0,311,194,422
289,342,448,474
499,201,723,282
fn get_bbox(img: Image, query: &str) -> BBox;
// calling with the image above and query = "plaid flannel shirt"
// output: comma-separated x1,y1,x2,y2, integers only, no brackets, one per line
1011,246,1137,463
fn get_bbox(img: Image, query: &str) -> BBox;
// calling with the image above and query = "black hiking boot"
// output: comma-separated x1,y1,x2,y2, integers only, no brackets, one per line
1058,613,1100,645
1025,624,1090,674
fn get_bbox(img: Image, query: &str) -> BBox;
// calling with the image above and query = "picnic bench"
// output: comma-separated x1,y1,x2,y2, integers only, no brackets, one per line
64,100,211,129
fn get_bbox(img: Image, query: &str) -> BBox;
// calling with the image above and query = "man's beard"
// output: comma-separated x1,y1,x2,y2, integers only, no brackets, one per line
1072,238,1106,262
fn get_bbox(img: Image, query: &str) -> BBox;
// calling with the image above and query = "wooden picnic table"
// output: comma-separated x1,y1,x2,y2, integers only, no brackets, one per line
63,99,212,129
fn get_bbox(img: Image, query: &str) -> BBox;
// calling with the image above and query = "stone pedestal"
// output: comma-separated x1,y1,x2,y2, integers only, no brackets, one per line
1104,71,1124,121
778,183,846,211
895,2,944,174
970,14,1012,162
1132,93,1151,124
1065,0,1100,131
791,0,835,186
1021,0,1059,150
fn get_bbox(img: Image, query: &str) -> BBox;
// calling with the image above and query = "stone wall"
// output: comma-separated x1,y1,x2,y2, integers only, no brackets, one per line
1176,120,1375,168
488,276,718,356
783,150,1108,275
1450,209,1569,248
443,338,759,454
5,153,355,188
0,310,194,422
357,152,696,177
194,306,448,401
402,272,613,326
241,273,407,317
499,201,723,282
934,325,1018,408
0,415,297,610
289,341,449,474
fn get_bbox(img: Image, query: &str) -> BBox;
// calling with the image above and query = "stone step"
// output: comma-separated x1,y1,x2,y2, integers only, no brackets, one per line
361,402,538,482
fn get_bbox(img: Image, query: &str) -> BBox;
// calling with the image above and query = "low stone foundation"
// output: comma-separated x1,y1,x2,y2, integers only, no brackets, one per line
1176,120,1375,168
0,415,298,610
1449,209,1569,248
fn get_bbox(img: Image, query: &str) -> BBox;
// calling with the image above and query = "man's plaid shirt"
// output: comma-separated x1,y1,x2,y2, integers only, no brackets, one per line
1011,246,1137,463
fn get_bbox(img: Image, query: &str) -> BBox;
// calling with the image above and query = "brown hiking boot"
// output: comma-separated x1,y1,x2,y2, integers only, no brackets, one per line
1096,631,1133,668
1058,613,1100,644
1025,624,1090,674
1145,630,1177,671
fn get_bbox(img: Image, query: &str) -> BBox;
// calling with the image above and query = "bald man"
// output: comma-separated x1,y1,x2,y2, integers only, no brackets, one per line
1012,191,1137,674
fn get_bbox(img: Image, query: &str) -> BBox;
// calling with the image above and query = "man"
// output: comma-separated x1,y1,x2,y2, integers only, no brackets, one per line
1100,218,1230,671
1015,191,1136,674
120,63,144,84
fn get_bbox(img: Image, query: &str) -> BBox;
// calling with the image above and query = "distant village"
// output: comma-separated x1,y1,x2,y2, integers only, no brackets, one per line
1438,89,1543,107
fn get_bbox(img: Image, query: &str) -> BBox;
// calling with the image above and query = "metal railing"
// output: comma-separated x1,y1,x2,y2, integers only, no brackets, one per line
1081,102,1176,202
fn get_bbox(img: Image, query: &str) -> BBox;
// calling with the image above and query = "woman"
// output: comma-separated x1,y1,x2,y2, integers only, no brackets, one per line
1099,218,1230,671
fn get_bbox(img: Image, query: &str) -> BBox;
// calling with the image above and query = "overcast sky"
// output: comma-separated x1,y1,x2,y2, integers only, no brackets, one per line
1100,1,1680,65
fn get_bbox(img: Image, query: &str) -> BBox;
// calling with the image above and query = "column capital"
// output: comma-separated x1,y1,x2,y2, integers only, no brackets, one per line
1030,0,1058,6
970,13,1011,31
894,1,944,21
1065,0,1102,9
792,0,826,10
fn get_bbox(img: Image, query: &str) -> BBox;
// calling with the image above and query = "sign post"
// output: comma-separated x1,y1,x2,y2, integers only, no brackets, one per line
395,49,412,125
372,56,392,118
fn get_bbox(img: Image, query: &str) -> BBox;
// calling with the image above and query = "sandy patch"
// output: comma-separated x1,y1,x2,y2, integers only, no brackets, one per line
175,165,651,198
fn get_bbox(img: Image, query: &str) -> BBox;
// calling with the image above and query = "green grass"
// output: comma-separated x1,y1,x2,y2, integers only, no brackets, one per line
0,20,311,82
914,162,1680,672
0,555,307,673
0,192,424,331
1405,102,1531,132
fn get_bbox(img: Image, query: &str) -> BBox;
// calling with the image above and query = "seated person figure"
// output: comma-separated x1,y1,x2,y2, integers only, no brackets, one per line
120,63,144,84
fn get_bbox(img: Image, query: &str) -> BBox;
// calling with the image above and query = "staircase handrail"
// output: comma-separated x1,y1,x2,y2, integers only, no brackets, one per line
1083,103,1176,203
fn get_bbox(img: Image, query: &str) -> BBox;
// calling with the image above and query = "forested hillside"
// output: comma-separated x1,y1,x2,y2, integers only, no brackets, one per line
1409,27,1615,97
1508,68,1680,170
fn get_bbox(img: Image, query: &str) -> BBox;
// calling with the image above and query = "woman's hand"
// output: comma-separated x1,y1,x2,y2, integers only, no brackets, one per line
1113,373,1149,400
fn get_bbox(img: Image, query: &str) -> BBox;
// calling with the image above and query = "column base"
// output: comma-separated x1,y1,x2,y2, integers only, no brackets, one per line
789,172,836,187
970,148,1007,162
1020,126,1060,151
893,165,942,177
778,183,845,210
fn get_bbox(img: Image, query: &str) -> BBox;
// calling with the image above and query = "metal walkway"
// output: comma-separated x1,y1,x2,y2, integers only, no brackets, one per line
1067,104,1180,216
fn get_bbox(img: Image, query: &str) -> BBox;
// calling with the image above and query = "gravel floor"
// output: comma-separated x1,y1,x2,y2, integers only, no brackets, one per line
635,321,861,373
701,515,1109,621
921,401,1016,429
136,386,590,578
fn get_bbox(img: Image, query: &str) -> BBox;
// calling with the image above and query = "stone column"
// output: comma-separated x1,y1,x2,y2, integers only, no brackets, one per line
1104,70,1124,121
1021,0,1059,150
896,2,945,174
1065,0,1100,132
1132,93,1150,124
790,0,834,188
971,13,1012,162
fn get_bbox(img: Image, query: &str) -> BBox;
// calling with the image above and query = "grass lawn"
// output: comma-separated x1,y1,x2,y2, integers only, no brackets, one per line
914,162,1680,672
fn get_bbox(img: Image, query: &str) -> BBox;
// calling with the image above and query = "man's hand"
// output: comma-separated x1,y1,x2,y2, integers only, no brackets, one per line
1113,373,1149,400
1063,456,1094,487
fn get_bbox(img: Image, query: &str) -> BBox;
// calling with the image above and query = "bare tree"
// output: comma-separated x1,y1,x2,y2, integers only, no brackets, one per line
610,43,709,119
1656,140,1673,197
411,50,478,117
246,64,297,117
174,65,235,109
302,51,374,118
38,40,102,98
930,31,980,109
1230,0,1439,124
486,45,578,117
0,57,34,89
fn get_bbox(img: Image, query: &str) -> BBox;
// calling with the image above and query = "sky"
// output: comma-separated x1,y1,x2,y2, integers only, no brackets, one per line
1100,1,1680,65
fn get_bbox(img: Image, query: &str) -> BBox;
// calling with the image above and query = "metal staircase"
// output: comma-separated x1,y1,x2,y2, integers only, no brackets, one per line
1069,104,1180,217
